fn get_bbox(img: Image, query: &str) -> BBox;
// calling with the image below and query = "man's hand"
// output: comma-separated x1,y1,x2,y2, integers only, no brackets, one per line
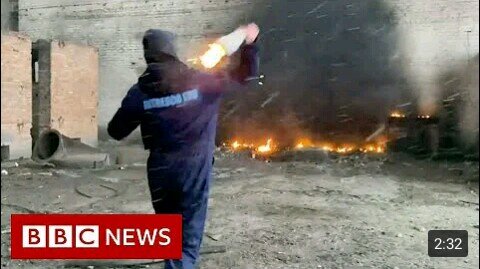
243,23,260,44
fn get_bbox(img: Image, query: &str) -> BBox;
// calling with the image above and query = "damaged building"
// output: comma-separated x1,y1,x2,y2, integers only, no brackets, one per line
1,0,479,268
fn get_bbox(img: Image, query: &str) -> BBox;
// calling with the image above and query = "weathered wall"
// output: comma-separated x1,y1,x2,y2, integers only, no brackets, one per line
19,0,257,126
389,0,479,114
1,32,32,159
1,0,11,31
17,0,479,144
1,0,18,31
32,40,99,146
50,41,99,146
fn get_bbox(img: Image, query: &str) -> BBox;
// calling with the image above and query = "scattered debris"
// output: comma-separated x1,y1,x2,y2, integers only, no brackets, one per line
75,184,119,199
1,162,18,168
460,200,479,206
200,245,227,254
233,167,247,173
413,226,426,232
1,170,8,176
53,170,81,178
42,162,56,168
97,176,120,183
2,203,37,213
206,232,223,241
215,172,230,179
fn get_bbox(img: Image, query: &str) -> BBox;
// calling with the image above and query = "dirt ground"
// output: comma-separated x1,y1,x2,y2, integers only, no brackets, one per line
1,144,479,269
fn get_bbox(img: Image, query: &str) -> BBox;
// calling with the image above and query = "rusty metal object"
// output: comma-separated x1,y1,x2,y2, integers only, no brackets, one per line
32,129,110,169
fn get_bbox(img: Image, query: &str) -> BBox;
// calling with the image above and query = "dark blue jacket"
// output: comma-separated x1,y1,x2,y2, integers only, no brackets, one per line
107,44,259,154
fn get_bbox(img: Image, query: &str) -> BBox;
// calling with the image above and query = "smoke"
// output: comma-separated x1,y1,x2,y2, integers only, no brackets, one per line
219,0,409,143
461,55,479,146
399,29,442,115
437,54,479,149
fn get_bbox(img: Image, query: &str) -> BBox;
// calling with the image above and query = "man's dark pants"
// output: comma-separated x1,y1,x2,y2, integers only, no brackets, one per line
147,149,212,269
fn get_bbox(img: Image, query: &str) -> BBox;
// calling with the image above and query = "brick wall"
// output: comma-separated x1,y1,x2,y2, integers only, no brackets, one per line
17,0,479,135
18,0,257,125
50,41,99,146
1,32,32,159
32,40,99,147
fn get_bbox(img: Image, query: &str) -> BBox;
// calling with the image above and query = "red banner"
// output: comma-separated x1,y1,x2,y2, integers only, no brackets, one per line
10,214,182,259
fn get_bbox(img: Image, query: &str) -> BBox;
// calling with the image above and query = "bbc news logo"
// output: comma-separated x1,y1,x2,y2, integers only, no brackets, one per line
11,214,182,259
23,225,100,248
22,225,171,248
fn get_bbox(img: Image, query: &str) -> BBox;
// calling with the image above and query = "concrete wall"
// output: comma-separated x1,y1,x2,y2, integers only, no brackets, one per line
32,40,99,146
1,0,18,32
17,0,479,142
1,32,32,159
18,0,256,125
389,0,479,114
1,0,11,31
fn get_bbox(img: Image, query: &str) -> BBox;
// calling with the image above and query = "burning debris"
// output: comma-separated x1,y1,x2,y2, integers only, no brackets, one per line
390,111,406,118
417,115,431,119
256,138,274,154
220,108,457,162
223,137,386,160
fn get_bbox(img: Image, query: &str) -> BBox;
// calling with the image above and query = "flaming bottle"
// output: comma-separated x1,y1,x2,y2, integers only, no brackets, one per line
199,27,248,69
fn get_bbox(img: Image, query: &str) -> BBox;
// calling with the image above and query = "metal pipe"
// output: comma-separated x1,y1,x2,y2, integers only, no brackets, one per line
32,129,110,169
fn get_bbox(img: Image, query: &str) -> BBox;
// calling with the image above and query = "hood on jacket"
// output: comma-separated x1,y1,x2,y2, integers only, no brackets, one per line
143,29,178,63
138,61,195,96
139,29,196,96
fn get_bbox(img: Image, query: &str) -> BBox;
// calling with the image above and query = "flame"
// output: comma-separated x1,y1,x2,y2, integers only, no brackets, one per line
199,43,227,69
232,141,240,149
230,140,254,151
320,143,334,152
256,138,273,153
417,115,431,119
336,145,355,153
390,111,406,118
361,144,385,153
226,138,386,156
295,138,314,149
